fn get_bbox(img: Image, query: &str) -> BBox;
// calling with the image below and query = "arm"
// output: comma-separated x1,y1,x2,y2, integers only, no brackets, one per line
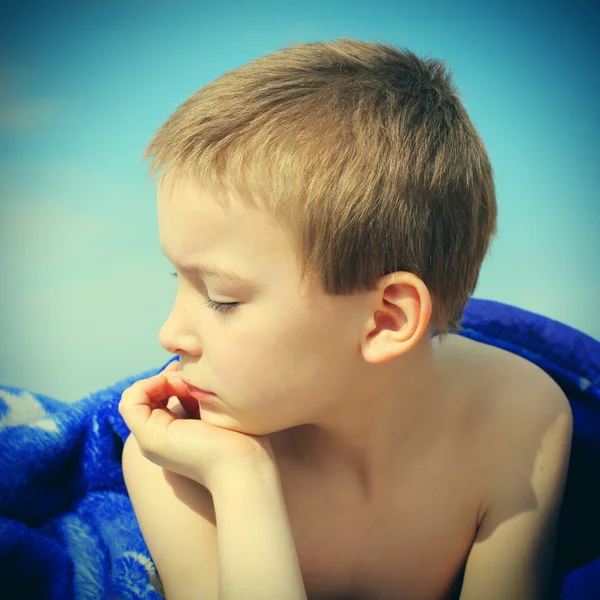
459,377,573,599
121,390,306,600
119,362,306,600
124,434,307,600
211,458,307,600
122,431,220,600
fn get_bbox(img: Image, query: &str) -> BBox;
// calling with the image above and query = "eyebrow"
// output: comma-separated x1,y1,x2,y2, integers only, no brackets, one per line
160,248,258,287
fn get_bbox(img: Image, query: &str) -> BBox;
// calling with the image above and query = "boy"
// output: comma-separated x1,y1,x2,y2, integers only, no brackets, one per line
118,39,573,600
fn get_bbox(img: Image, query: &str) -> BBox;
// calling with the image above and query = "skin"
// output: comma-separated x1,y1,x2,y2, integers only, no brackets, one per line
120,362,309,600
155,174,449,501
120,173,573,599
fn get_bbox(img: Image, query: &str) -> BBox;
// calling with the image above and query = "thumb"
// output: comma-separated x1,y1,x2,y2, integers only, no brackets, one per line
162,360,180,373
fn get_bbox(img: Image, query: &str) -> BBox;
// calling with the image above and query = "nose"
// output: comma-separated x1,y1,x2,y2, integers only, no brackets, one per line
158,301,202,357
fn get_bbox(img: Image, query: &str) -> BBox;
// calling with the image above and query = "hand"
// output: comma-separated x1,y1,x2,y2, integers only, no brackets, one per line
118,360,276,490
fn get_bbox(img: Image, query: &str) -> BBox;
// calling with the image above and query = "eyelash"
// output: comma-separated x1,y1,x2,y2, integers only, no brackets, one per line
169,272,239,314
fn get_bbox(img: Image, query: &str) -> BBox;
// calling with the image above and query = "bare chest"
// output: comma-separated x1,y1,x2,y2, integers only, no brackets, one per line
278,438,481,600
276,335,527,599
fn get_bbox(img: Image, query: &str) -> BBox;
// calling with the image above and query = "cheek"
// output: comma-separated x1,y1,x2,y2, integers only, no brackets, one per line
207,320,294,390
266,317,341,394
209,304,345,397
208,324,277,384
207,314,352,429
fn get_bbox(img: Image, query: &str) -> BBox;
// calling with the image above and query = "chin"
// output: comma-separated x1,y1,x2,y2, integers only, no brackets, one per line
201,413,272,437
199,410,245,430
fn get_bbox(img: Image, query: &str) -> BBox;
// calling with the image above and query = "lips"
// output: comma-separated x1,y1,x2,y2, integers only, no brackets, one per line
185,382,216,400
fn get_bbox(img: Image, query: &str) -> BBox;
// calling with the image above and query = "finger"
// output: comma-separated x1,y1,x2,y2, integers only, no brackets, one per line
162,371,197,399
119,375,179,438
166,395,192,418
119,369,202,443
152,362,197,402
161,373,201,418
119,373,187,423
162,360,180,373
141,373,186,403
142,400,181,437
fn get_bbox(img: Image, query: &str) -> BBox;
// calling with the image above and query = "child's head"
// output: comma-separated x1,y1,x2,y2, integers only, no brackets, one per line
145,38,497,343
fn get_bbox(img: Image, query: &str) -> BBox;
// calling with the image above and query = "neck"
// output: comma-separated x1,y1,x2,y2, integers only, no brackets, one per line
272,333,455,501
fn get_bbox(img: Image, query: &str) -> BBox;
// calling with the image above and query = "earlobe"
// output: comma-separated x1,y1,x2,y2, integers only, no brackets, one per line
361,273,432,365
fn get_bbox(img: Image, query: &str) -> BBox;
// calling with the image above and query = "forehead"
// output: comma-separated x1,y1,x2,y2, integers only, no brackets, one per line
157,175,300,285
158,176,281,243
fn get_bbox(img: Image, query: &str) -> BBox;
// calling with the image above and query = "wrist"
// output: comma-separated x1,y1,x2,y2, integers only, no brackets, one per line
209,454,281,501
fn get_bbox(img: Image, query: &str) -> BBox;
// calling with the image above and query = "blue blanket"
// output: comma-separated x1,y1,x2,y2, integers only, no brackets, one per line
1,298,598,600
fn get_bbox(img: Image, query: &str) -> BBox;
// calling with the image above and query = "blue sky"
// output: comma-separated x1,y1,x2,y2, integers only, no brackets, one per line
1,0,598,401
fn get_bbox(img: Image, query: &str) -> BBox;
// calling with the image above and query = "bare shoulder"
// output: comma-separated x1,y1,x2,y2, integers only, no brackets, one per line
452,334,574,523
445,332,570,416
449,336,573,597
459,333,572,428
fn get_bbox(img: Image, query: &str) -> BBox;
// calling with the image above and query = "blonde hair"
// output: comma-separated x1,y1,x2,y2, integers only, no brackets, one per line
144,38,497,342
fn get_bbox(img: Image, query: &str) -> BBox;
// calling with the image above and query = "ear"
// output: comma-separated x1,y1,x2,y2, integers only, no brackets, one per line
360,272,433,365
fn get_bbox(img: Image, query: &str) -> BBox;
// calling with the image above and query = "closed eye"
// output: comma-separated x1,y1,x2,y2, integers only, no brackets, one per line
169,272,239,314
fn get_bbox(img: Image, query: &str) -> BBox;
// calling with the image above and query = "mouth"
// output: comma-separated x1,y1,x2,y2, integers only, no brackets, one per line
184,382,217,401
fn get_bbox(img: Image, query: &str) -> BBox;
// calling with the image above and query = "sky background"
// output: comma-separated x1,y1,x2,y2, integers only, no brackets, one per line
1,0,598,402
